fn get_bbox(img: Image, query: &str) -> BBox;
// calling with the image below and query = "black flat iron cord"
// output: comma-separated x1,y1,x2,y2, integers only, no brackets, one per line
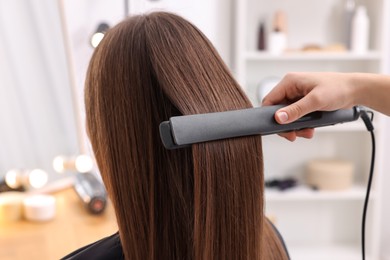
362,130,375,260
360,107,375,260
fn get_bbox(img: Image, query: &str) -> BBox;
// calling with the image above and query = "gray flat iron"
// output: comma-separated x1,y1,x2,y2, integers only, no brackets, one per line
159,105,361,149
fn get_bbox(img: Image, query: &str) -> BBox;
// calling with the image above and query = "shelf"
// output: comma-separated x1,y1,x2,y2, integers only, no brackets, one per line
237,0,385,258
244,51,382,61
287,243,369,260
265,185,374,202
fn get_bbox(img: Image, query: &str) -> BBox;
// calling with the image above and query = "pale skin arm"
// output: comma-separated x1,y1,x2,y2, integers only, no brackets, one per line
262,72,390,141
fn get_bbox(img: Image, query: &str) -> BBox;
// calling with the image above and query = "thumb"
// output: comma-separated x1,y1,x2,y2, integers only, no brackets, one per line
274,97,317,124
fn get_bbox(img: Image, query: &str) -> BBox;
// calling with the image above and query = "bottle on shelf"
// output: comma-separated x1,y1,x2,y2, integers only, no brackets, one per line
257,21,266,51
344,0,356,49
351,5,370,54
267,10,287,55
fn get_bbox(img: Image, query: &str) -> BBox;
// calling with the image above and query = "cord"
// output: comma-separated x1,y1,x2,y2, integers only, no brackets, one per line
359,108,375,260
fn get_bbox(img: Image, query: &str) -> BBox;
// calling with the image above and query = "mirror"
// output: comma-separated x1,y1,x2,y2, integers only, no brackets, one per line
0,0,80,185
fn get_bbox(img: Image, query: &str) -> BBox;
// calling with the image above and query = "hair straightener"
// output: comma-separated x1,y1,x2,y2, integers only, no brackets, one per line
159,105,361,149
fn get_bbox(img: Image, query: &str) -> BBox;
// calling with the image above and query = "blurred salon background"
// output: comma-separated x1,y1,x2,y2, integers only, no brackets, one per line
1,0,390,259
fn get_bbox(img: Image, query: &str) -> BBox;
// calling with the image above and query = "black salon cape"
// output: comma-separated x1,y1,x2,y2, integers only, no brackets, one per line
62,222,290,260
61,232,123,260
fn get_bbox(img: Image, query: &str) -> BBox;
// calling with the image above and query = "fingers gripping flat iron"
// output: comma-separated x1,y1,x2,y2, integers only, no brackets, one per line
159,105,361,149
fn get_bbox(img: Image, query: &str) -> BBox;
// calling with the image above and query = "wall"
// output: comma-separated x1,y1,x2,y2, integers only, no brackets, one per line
0,0,79,180
379,1,390,259
381,117,390,259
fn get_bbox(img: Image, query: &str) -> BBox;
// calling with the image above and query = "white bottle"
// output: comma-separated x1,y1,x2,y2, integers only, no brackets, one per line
344,0,355,49
351,5,370,54
268,30,287,55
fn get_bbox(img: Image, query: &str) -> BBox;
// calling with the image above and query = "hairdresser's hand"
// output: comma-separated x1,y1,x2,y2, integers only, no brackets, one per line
262,72,355,141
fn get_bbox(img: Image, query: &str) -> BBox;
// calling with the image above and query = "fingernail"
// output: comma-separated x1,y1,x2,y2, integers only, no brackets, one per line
277,111,288,123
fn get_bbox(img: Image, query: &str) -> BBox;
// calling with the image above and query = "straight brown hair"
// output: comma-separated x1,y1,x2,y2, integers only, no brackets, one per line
85,12,288,260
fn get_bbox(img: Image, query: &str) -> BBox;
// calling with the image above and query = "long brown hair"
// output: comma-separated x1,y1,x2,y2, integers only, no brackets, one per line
85,12,288,260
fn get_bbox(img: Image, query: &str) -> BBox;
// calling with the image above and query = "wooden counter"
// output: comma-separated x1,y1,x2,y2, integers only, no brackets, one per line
0,188,118,260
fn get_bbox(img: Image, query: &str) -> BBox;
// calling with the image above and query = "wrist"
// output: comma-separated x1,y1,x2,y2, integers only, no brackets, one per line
348,73,370,107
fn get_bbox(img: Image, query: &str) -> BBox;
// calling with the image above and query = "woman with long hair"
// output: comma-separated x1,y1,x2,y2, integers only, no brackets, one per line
63,12,289,260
